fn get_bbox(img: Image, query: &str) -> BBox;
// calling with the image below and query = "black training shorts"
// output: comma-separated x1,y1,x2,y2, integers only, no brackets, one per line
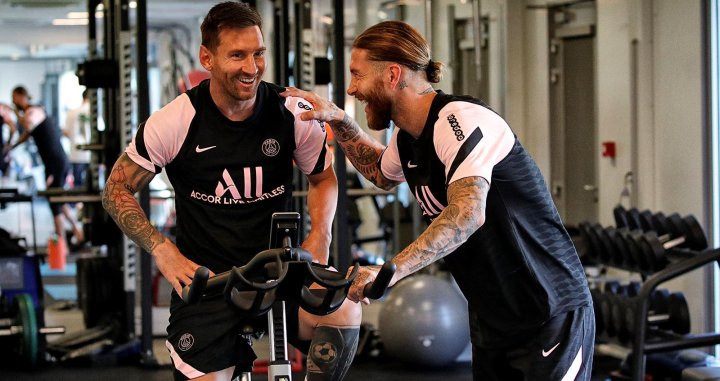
165,290,310,380
470,305,595,381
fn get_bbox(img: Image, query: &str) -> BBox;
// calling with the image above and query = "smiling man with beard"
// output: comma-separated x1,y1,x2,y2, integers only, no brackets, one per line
282,20,594,381
102,2,361,380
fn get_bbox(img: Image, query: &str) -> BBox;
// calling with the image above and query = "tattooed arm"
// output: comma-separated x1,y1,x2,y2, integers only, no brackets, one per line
279,87,400,190
347,176,489,302
328,114,399,190
102,153,204,294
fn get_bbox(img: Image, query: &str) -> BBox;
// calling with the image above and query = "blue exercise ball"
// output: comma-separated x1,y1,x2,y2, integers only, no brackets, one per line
378,274,470,367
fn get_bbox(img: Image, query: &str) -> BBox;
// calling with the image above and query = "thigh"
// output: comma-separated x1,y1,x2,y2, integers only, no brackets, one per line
508,306,595,381
166,292,259,379
471,345,524,381
285,299,311,353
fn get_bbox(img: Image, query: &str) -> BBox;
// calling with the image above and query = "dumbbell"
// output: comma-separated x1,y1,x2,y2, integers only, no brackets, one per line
578,222,602,263
599,281,637,338
591,288,604,335
622,291,690,339
626,208,644,231
609,282,641,343
608,228,644,271
600,227,631,268
630,215,708,272
580,222,610,264
614,205,629,229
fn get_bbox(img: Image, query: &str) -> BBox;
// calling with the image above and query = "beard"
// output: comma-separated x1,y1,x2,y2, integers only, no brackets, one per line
215,70,260,102
363,85,392,131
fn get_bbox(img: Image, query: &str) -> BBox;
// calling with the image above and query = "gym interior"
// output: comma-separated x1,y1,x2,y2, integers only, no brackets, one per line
1,0,720,380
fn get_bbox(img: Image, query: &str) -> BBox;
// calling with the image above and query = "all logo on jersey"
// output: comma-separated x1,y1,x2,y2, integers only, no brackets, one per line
262,139,280,157
190,167,285,205
414,185,445,219
447,114,465,141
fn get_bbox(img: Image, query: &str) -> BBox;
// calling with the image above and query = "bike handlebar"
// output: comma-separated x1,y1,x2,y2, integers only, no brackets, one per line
181,247,396,315
362,262,396,300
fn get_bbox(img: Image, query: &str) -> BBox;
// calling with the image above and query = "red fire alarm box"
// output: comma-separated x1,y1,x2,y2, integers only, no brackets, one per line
601,141,616,158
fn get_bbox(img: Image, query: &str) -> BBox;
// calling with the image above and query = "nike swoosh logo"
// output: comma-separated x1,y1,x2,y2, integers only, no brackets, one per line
542,342,561,357
195,145,217,153
407,161,418,168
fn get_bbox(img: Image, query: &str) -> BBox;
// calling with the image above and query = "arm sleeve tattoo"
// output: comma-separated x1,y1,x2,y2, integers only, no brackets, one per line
393,176,489,278
102,153,165,253
329,114,400,190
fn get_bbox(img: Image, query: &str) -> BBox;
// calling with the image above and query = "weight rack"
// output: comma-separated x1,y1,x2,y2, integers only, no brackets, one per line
581,208,720,380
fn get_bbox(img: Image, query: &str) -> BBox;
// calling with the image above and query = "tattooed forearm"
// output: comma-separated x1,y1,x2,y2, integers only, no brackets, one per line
102,154,165,253
393,177,489,279
328,115,399,190
329,114,361,142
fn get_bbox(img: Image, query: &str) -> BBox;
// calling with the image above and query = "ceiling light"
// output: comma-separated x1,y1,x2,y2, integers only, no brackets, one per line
67,11,88,18
53,18,89,26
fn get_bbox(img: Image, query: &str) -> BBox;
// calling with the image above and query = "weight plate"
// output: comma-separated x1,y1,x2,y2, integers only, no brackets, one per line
652,212,671,236
14,293,38,367
682,215,708,251
666,214,685,240
614,205,629,228
627,208,643,231
668,292,690,334
639,210,656,232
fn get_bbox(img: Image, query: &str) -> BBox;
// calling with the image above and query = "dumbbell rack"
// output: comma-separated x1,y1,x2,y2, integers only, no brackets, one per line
627,248,720,381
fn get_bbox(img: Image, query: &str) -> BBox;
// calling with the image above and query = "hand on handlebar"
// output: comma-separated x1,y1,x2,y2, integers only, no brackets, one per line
347,263,397,305
152,240,213,295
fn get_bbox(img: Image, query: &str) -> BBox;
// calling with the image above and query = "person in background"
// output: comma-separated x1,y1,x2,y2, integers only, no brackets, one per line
0,103,15,177
63,89,92,188
2,86,84,250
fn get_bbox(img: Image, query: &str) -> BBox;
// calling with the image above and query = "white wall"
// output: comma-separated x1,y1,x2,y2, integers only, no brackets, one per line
0,61,47,107
511,0,708,332
648,0,707,332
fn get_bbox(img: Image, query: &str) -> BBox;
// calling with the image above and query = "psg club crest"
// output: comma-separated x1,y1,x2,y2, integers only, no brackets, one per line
262,138,280,157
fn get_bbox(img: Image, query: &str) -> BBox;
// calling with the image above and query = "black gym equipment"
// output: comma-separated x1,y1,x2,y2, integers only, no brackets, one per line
0,293,65,368
623,292,690,339
183,212,395,381
622,215,708,273
628,250,720,380
585,207,720,380
582,211,709,274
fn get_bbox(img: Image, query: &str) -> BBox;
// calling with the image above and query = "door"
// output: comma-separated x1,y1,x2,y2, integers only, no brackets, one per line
549,2,598,226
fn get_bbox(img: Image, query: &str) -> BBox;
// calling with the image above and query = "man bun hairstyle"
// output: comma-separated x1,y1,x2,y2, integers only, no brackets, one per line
425,59,444,83
201,1,262,52
353,20,443,83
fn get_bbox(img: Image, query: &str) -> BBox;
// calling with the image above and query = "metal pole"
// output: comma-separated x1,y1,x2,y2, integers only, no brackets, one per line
136,0,156,366
332,0,350,273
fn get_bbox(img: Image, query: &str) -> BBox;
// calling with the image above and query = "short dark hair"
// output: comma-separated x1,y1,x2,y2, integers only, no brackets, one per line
201,1,262,52
12,86,30,98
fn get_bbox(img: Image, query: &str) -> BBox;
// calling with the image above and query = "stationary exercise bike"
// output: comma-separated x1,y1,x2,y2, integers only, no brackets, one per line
181,212,395,381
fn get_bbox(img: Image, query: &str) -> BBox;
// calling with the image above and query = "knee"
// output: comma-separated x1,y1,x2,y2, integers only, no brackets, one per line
321,298,362,326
